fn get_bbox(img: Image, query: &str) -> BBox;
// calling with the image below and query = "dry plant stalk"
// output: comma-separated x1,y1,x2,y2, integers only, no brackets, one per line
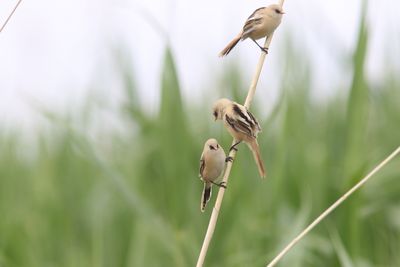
196,1,285,266
266,145,400,267
0,0,23,33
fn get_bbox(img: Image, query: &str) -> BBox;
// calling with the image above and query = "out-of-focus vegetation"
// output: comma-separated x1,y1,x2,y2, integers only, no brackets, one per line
1,12,400,267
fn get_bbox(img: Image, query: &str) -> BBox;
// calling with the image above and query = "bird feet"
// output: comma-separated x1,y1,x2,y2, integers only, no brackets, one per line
261,47,269,54
252,39,269,54
225,156,234,163
212,181,227,189
229,141,241,152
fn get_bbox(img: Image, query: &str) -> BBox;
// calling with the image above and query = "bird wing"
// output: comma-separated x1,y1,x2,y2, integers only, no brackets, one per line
242,7,265,39
199,155,205,178
246,108,261,132
225,114,253,137
234,103,261,134
246,7,265,21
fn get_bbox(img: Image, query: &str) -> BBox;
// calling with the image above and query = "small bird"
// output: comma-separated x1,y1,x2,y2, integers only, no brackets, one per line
199,138,228,212
212,98,266,178
219,4,284,57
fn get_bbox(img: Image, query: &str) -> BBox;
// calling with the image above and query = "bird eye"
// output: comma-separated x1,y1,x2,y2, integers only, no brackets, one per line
209,145,215,150
213,111,218,117
275,9,280,13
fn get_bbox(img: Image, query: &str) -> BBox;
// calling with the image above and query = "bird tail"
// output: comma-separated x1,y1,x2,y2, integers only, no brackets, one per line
248,139,266,178
219,33,241,57
200,182,212,212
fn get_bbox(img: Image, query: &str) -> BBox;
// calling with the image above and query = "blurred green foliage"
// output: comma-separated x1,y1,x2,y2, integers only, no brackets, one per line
1,15,400,267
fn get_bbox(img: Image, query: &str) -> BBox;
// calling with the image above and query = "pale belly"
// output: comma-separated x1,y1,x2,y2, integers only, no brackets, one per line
250,18,281,40
203,157,225,182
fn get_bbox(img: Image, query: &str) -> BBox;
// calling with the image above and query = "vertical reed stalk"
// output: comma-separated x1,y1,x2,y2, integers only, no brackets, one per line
196,1,285,266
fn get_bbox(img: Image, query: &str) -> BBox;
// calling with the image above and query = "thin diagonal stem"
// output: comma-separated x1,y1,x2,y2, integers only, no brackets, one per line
0,0,23,33
266,146,400,267
196,1,285,266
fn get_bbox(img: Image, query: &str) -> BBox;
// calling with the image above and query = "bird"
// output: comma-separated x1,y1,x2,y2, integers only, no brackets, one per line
199,138,229,212
219,4,284,57
212,98,266,178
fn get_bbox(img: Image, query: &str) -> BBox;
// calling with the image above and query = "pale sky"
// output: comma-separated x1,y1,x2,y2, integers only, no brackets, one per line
0,0,399,129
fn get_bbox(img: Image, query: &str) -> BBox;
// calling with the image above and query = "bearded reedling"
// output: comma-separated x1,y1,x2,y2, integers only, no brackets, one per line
212,98,266,178
199,138,231,212
219,4,284,57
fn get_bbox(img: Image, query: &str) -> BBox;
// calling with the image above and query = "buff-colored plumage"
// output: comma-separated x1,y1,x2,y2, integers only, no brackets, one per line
213,98,266,178
219,4,284,57
199,138,226,212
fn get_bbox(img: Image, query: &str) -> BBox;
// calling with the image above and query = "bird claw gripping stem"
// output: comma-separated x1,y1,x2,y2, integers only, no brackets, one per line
212,181,227,189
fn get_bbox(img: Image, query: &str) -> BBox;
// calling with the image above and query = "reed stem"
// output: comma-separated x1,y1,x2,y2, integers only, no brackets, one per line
196,1,285,266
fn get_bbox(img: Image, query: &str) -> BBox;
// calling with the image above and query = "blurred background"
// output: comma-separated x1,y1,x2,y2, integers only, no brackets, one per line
0,0,399,266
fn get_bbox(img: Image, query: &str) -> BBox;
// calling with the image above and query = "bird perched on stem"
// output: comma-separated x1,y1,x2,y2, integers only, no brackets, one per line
212,98,266,178
199,138,230,212
219,4,284,57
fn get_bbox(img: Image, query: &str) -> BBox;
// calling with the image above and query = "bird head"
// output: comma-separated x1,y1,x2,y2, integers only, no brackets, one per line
212,98,232,121
205,138,220,151
267,4,285,17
